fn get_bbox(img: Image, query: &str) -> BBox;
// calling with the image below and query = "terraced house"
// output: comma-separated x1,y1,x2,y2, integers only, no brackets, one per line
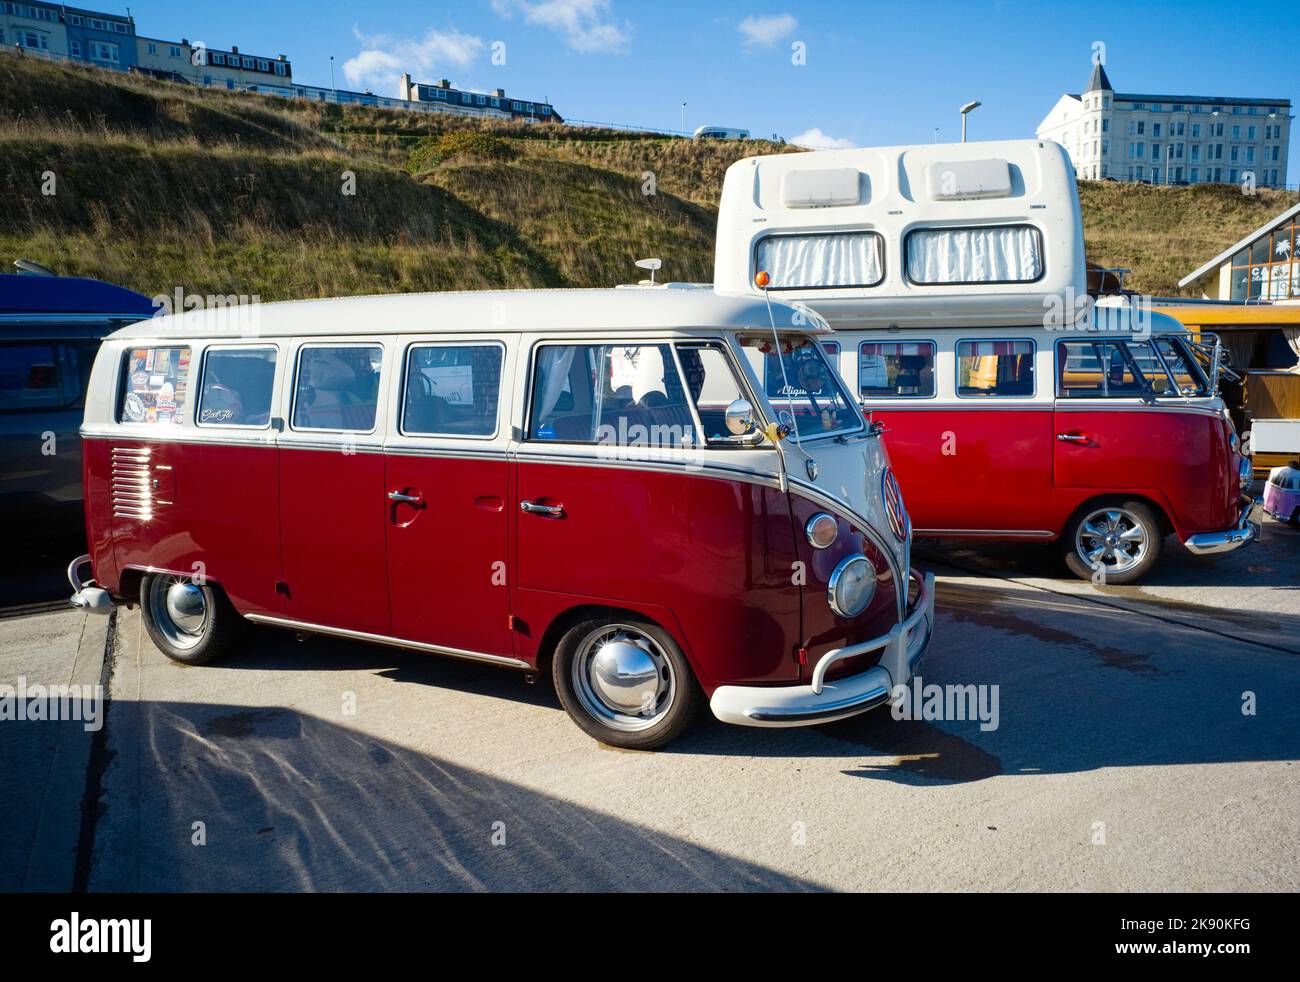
0,1,136,70
1038,63,1292,187
399,74,563,123
135,38,292,89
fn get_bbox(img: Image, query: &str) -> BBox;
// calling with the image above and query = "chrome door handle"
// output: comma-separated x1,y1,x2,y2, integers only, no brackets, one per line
388,491,423,504
1056,433,1091,444
520,500,565,518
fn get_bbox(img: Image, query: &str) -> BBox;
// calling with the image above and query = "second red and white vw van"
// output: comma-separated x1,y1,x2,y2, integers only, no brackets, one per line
715,140,1257,583
69,287,934,749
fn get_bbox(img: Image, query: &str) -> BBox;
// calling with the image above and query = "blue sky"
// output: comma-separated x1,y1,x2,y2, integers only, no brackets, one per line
123,0,1298,160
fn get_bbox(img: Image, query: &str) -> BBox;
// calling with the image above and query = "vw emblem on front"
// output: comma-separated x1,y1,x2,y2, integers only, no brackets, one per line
882,467,908,542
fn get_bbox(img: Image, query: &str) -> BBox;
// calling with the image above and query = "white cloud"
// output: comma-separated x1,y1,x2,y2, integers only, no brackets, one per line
342,26,485,92
738,13,797,48
789,128,855,150
492,0,630,54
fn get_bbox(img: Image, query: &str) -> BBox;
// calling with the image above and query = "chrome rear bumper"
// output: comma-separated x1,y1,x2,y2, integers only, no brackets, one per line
710,570,936,728
68,554,114,614
1182,503,1260,556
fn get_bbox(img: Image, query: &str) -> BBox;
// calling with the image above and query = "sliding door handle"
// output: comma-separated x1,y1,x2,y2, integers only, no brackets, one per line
388,490,424,504
1056,433,1091,444
520,500,565,518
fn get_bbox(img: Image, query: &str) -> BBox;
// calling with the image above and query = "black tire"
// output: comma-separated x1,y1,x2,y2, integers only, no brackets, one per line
139,573,242,666
551,614,702,751
1062,499,1164,585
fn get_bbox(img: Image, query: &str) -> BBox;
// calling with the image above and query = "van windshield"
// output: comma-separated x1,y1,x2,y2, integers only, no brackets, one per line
737,334,863,439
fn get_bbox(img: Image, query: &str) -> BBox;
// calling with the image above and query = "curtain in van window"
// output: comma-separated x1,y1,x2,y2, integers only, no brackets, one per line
757,232,883,289
907,226,1042,284
536,346,577,420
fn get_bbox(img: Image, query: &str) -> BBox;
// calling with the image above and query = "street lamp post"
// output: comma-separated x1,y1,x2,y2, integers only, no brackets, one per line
681,102,687,136
960,100,981,143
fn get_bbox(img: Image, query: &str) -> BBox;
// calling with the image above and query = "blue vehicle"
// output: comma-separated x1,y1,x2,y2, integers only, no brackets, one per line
0,262,155,541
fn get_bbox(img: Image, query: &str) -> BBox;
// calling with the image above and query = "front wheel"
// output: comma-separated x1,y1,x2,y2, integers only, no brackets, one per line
140,574,242,665
552,615,702,750
1063,500,1163,585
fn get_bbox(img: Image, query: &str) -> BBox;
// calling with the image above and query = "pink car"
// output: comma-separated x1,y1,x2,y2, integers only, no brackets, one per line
1263,463,1300,526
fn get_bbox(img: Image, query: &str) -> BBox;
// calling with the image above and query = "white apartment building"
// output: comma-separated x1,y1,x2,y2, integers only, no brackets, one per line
1037,63,1291,187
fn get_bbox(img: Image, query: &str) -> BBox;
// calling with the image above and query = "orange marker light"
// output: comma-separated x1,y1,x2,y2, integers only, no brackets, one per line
755,271,771,288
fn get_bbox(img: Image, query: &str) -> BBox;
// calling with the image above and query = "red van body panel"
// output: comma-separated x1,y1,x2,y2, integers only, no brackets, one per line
867,407,1056,534
868,405,1240,541
511,461,806,690
1053,407,1238,537
88,438,282,617
82,439,906,698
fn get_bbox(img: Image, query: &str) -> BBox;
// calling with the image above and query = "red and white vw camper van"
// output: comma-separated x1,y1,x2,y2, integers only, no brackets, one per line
68,287,933,748
715,140,1257,583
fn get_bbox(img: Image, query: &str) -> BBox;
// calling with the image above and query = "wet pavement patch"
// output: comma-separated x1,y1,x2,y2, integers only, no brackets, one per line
197,708,300,740
937,582,1163,675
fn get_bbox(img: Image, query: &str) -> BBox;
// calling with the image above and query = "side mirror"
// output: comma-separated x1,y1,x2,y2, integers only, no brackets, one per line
724,399,758,436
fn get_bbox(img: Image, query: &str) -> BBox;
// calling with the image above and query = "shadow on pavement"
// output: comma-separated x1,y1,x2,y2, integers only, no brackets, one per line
87,694,823,892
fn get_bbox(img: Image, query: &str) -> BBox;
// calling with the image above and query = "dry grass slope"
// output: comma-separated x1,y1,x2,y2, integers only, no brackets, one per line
2,52,1296,300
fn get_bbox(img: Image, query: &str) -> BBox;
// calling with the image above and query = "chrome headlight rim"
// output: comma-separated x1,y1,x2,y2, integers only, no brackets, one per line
805,512,839,550
827,553,877,619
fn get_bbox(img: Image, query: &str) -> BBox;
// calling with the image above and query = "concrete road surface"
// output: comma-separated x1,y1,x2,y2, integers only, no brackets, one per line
5,509,1298,891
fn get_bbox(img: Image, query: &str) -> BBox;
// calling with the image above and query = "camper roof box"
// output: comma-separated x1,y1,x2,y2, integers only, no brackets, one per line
713,140,1086,329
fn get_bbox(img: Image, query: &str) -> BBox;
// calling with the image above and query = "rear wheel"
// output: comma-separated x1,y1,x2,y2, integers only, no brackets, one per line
139,574,241,665
551,615,701,750
1063,500,1163,584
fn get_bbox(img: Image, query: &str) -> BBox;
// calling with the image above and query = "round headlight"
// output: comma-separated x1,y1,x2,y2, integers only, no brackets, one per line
805,512,839,550
828,554,877,619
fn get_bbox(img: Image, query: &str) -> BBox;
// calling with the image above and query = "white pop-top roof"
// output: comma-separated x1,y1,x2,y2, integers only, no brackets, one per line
109,286,831,341
713,139,1087,330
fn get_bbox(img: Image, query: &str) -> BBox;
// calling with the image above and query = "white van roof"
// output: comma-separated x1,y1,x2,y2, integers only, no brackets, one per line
713,139,1086,329
110,287,831,340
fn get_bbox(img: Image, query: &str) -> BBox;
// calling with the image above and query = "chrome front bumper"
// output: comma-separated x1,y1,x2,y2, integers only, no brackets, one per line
710,570,936,728
1182,503,1261,556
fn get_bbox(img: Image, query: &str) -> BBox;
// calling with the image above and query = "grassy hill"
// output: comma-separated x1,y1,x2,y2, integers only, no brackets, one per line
2,53,1296,301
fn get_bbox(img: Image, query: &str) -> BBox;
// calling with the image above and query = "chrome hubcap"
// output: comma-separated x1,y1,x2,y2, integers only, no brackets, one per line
572,625,675,732
148,577,208,650
1076,508,1149,575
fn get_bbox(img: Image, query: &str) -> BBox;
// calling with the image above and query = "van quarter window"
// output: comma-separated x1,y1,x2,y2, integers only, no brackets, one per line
859,341,936,398
120,346,192,424
198,347,277,427
529,343,698,447
906,225,1043,285
956,339,1035,397
291,345,383,432
401,343,503,438
755,231,885,290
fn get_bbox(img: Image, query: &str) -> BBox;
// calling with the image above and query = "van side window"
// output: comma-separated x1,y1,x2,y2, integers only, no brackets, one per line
402,343,503,437
859,341,936,397
675,341,749,446
956,340,1035,397
292,345,383,432
198,347,277,427
907,226,1043,285
0,342,94,412
529,343,697,447
120,346,192,424
1057,340,1144,397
